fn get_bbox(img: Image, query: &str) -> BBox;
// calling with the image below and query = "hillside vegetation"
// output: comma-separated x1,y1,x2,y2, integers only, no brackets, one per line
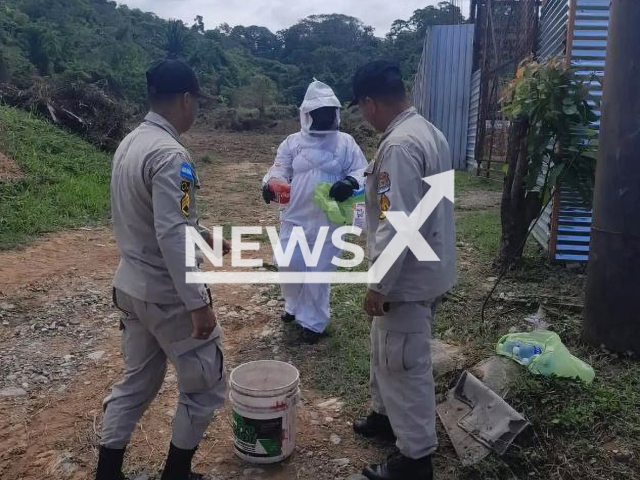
0,0,463,109
0,105,110,249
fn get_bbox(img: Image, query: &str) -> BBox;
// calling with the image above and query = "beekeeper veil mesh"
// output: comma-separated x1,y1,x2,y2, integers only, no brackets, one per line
299,79,341,134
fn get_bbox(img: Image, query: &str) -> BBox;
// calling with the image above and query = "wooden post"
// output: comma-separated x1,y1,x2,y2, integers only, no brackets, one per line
584,0,640,353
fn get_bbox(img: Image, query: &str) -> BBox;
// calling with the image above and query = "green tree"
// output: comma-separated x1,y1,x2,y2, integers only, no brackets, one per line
497,57,598,267
250,74,277,114
275,14,380,102
23,24,61,75
230,74,277,115
409,2,465,37
230,26,281,59
384,1,465,80
164,19,190,58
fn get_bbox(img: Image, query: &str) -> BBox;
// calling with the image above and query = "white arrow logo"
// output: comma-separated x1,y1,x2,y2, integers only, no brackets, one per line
185,170,455,284
368,170,455,283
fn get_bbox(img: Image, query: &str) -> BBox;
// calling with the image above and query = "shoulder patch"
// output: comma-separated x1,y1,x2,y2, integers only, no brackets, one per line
180,162,195,182
379,194,390,219
378,171,391,194
180,180,191,217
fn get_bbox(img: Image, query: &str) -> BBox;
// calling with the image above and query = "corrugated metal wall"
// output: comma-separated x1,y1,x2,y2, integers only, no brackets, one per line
554,0,609,262
466,69,481,170
572,0,608,126
539,0,571,58
413,24,475,170
533,0,609,262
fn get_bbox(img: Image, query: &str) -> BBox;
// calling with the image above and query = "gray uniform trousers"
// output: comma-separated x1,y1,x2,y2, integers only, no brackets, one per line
101,289,227,450
370,300,438,459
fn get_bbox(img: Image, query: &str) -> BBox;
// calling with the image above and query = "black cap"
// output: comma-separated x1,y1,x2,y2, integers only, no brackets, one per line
350,60,404,107
146,58,213,100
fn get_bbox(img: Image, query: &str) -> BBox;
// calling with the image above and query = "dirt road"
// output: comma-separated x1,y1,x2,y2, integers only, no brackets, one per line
0,126,388,480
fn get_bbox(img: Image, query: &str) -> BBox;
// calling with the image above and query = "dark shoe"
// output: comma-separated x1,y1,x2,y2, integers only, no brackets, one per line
301,327,324,344
95,445,126,480
160,443,197,480
363,451,433,480
354,412,395,441
281,312,296,324
188,474,214,480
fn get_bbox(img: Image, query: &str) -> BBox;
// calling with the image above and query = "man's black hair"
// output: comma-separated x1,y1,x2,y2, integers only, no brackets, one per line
350,60,407,106
146,58,212,107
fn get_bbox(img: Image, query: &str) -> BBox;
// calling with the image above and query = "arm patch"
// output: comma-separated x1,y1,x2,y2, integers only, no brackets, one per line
180,180,191,217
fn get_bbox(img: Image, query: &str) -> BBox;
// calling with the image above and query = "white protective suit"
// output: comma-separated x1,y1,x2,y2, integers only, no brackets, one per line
263,81,367,333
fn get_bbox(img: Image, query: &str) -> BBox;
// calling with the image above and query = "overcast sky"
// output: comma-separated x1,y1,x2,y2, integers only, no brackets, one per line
119,0,470,36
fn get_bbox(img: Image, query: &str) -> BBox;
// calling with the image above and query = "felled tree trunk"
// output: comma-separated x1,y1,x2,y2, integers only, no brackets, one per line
497,118,542,271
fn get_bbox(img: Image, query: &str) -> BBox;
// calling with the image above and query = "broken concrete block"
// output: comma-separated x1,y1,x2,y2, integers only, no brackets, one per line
472,356,521,398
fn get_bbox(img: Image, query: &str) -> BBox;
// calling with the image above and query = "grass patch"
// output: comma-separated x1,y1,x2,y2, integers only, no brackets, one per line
457,209,501,258
462,357,640,480
315,273,370,407
0,106,111,249
455,170,503,195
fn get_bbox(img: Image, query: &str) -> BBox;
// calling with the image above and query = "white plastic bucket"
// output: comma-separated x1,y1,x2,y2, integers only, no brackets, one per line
229,360,300,464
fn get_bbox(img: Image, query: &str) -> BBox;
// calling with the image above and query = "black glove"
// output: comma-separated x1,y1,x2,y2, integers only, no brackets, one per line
329,176,359,202
262,184,275,204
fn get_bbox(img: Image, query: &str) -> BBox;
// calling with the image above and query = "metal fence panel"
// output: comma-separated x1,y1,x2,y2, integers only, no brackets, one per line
413,24,475,170
533,0,609,262
539,0,571,58
553,0,609,262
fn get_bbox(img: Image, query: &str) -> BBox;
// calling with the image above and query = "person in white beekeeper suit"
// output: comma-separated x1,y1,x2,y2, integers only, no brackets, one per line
262,80,367,344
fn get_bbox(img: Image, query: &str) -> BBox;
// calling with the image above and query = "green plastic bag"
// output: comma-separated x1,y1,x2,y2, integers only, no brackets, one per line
314,183,365,225
496,330,595,383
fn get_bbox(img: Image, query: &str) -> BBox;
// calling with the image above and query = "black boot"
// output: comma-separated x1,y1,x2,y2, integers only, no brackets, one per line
95,445,126,480
281,312,296,324
353,412,396,441
363,451,433,480
301,327,324,344
160,443,197,480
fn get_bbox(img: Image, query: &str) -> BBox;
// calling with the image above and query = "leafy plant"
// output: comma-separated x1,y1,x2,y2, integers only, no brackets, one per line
496,56,599,266
501,56,599,203
164,19,191,59
229,74,277,115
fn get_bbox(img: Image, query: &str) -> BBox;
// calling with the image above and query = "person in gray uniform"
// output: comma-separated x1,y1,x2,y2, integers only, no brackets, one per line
95,58,229,480
350,61,457,480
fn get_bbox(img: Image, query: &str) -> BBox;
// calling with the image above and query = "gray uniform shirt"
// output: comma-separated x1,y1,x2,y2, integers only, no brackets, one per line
365,107,457,302
111,112,209,311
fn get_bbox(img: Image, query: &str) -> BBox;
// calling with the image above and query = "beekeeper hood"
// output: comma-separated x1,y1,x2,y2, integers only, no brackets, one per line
300,79,341,134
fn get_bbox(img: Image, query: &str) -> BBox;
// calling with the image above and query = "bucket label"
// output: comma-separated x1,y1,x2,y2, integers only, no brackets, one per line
233,412,282,458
